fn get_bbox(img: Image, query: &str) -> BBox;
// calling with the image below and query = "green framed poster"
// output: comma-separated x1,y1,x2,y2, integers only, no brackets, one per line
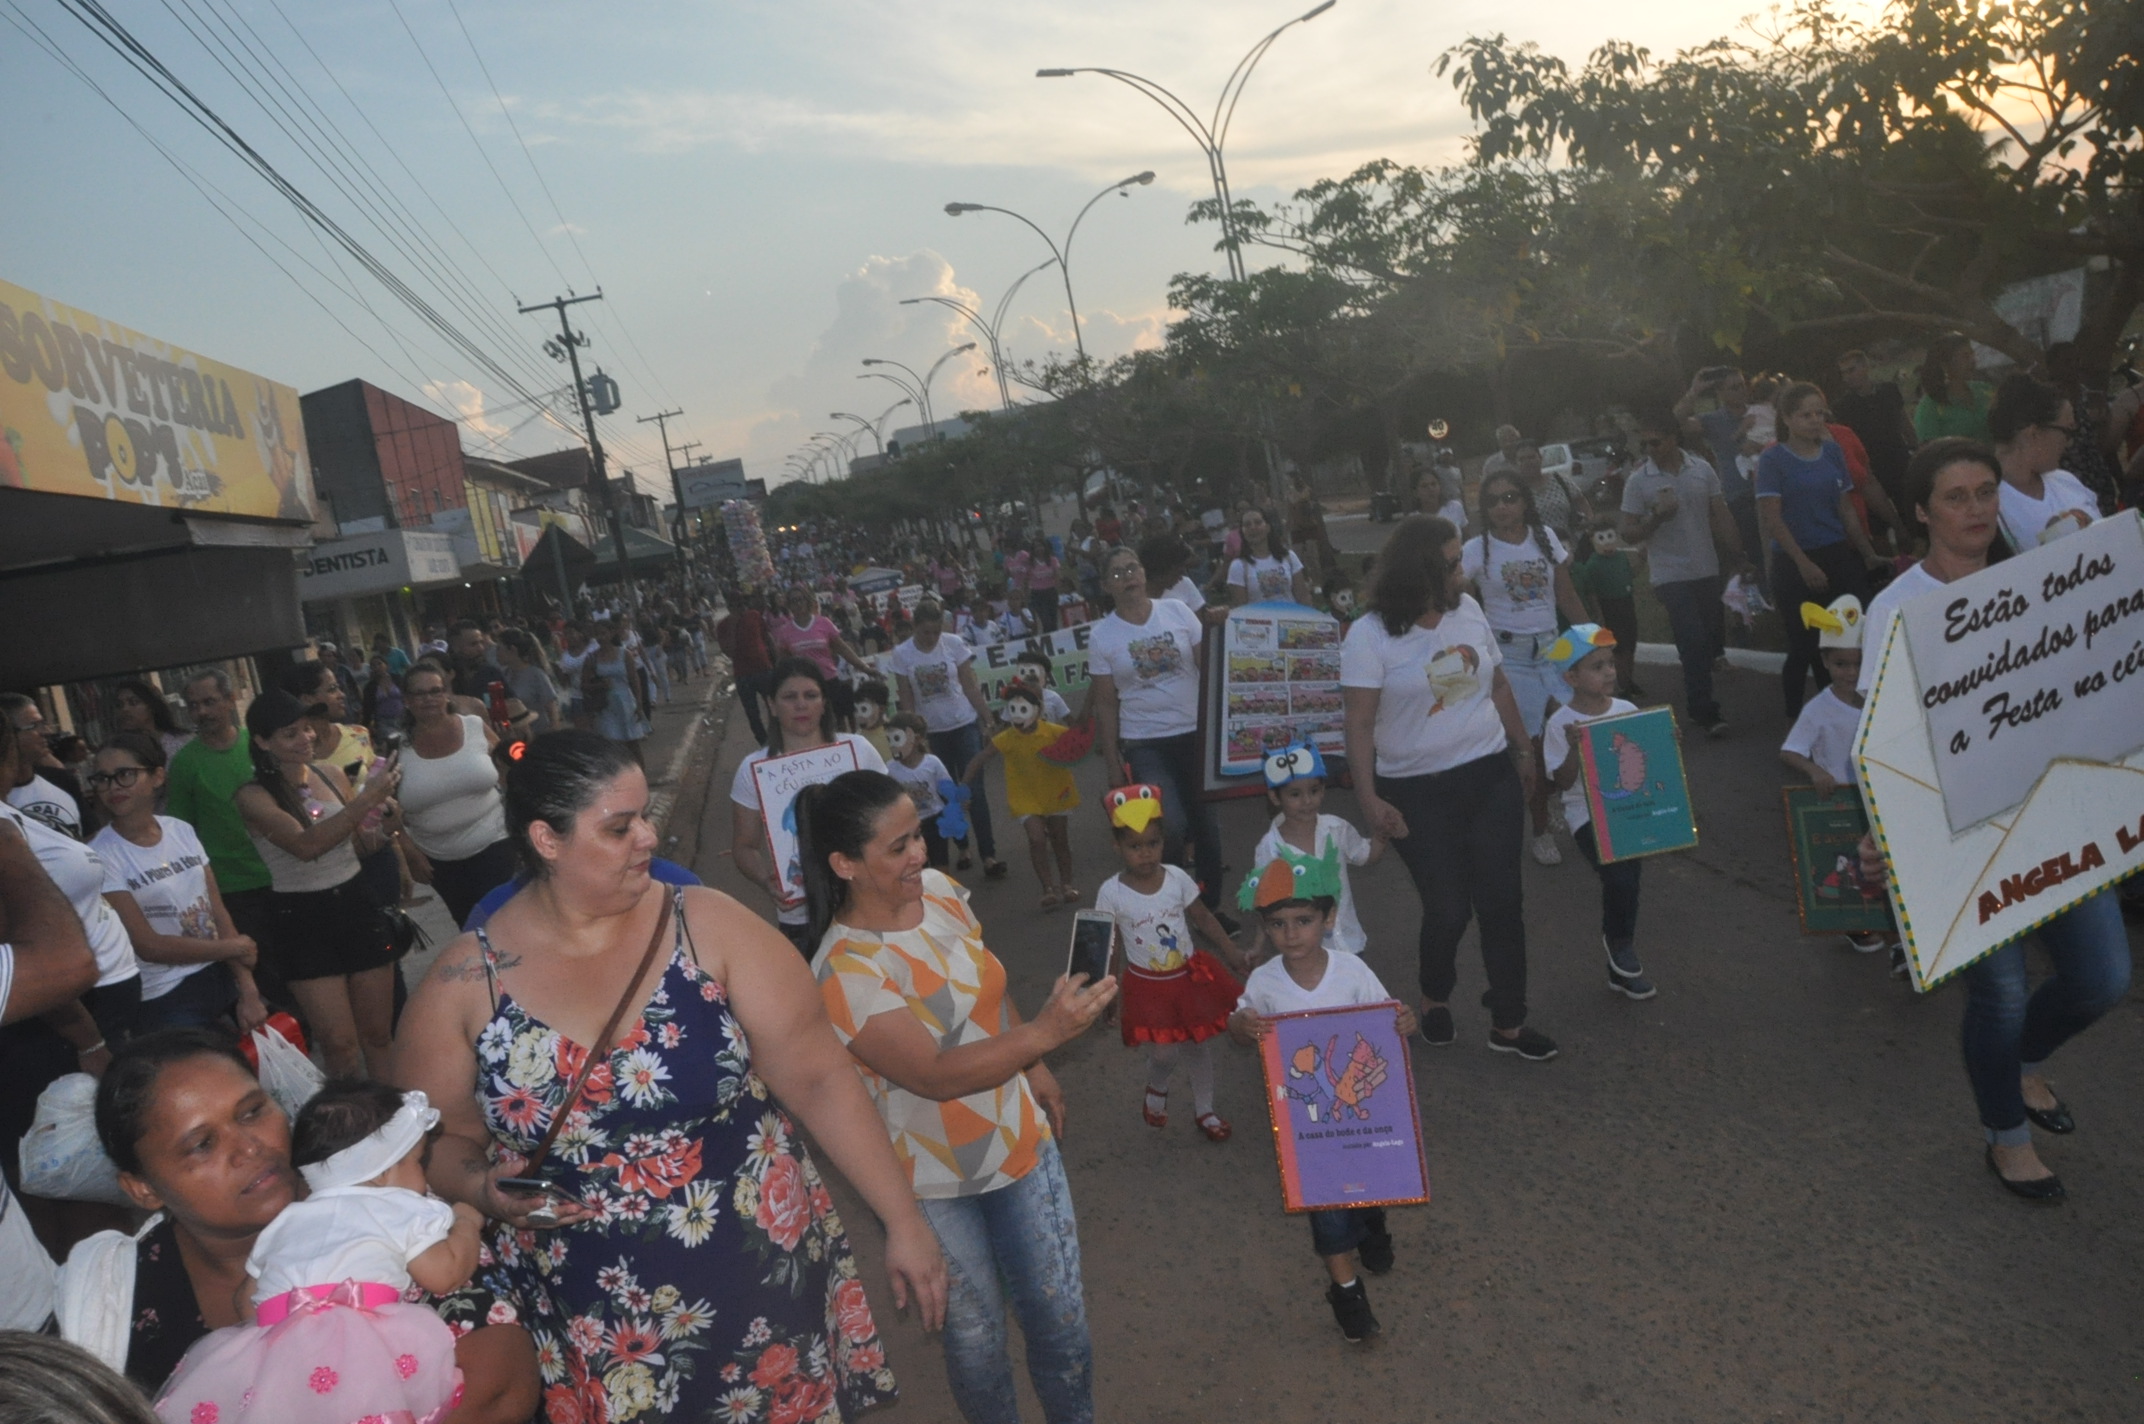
1574,706,1698,863
1781,786,1893,935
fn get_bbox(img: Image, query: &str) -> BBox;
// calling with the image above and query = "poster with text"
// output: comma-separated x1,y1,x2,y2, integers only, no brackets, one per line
1782,787,1893,935
1257,1002,1429,1213
1855,511,2144,990
1576,707,1698,863
1217,601,1345,777
751,742,861,907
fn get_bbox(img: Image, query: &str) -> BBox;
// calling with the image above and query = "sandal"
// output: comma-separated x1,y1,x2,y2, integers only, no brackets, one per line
956,852,973,870
1142,1089,1168,1129
983,859,1010,880
1058,886,1080,905
1196,1112,1232,1142
1040,889,1062,910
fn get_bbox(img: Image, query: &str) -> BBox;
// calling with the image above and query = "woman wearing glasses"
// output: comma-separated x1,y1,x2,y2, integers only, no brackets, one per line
1990,373,2100,549
89,732,268,1035
1460,470,1590,866
1090,546,1232,922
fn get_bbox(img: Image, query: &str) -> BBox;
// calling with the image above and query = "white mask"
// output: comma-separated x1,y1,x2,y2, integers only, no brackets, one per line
856,701,882,728
1331,589,1356,615
1002,697,1041,731
887,727,914,756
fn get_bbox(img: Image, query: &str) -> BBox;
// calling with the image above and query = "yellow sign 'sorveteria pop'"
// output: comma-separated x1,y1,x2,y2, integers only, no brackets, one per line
0,275,315,522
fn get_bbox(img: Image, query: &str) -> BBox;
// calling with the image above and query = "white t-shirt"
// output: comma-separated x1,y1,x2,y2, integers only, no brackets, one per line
730,733,887,926
8,774,82,840
1339,597,1509,778
1461,527,1568,634
1038,688,1073,724
1,805,135,987
888,753,951,820
1089,599,1204,741
1227,551,1305,604
1541,698,1639,832
1251,816,1373,954
886,636,979,733
92,817,219,1001
1857,561,1946,696
249,1185,456,1298
1237,947,1392,1017
1094,865,1201,972
1780,686,1863,788
1997,469,2098,550
1159,576,1206,612
0,1179,54,1332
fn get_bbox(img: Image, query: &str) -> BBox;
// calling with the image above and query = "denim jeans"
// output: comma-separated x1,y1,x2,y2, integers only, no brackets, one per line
1573,822,1643,950
1308,1205,1386,1259
930,721,997,860
1126,731,1225,908
1960,889,2132,1145
1652,576,1723,726
917,1140,1094,1424
1377,752,1530,1028
136,963,239,1033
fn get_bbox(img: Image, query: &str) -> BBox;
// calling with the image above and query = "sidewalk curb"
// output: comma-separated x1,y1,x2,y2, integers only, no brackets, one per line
648,665,728,833
1635,641,1787,674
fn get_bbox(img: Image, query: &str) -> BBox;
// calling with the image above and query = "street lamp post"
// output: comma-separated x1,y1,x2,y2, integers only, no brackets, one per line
861,348,972,440
903,257,1058,408
1038,1,1334,283
944,172,1153,361
831,411,884,457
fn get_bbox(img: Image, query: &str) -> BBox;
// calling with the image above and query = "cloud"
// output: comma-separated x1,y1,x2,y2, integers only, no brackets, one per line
422,378,513,447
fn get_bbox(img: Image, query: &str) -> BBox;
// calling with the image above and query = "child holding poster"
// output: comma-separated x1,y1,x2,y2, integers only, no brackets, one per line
1248,741,1383,957
1779,595,1899,963
963,680,1081,908
1096,785,1249,1141
1540,625,1657,1000
1228,845,1418,1342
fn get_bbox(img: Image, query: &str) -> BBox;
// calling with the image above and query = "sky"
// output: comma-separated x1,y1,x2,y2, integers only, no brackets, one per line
0,0,1819,497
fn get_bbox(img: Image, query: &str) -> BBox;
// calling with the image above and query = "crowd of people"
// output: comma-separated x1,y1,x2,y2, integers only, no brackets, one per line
0,334,2139,1424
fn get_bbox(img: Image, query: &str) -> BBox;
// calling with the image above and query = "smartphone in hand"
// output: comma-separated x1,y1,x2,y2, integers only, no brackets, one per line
1066,910,1114,986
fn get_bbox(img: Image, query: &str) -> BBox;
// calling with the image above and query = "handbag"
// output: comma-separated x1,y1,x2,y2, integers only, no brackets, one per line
516,893,674,1180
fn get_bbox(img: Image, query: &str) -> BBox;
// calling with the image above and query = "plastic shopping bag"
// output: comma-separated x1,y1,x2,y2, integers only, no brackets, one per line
250,1018,325,1120
19,1072,131,1206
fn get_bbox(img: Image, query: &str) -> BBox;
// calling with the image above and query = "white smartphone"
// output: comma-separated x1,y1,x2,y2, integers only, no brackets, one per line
1066,910,1115,986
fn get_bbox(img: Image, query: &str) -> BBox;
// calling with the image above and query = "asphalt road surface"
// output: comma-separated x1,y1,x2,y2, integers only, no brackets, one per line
689,632,2144,1423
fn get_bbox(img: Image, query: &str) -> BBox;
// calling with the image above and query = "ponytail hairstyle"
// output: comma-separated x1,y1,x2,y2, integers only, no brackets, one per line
243,687,313,822
1986,372,2066,445
794,770,910,951
503,730,640,878
1476,469,1556,570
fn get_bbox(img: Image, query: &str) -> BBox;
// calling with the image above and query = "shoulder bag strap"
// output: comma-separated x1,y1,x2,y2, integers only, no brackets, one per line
518,892,672,1176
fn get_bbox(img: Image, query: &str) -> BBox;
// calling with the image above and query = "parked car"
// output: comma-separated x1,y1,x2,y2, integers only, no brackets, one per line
1543,437,1628,508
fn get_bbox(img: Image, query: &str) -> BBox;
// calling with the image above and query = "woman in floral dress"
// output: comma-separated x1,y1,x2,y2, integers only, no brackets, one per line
394,732,945,1423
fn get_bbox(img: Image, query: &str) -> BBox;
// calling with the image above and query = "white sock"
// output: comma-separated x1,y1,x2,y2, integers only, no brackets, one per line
1189,1039,1217,1117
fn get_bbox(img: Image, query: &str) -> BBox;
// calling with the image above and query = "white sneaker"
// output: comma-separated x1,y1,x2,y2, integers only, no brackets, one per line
1530,832,1563,866
1547,803,1569,835
1845,933,1886,954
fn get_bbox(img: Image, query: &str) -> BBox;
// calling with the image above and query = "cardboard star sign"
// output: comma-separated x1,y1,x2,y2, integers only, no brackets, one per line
1855,511,2144,990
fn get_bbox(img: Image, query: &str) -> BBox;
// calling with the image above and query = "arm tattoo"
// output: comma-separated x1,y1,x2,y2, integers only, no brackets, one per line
432,948,522,982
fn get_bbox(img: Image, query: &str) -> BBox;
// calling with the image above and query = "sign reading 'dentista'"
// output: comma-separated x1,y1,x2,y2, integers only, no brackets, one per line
1900,513,2144,833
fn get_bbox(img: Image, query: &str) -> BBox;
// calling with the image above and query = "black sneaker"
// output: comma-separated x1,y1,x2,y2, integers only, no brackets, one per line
1326,1279,1380,1342
1419,1005,1455,1046
1607,969,1658,1000
1604,940,1656,999
1488,1025,1559,1061
1700,715,1729,740
1358,1221,1394,1275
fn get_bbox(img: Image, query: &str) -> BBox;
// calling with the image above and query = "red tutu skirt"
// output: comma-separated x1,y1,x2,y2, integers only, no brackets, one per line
154,1281,463,1424
1120,952,1242,1046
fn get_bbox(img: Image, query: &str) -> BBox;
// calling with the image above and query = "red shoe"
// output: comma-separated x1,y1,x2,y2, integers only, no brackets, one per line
1196,1112,1231,1142
1142,1090,1167,1129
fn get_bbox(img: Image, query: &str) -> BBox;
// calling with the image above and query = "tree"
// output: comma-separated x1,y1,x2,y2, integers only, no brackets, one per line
1437,0,2144,372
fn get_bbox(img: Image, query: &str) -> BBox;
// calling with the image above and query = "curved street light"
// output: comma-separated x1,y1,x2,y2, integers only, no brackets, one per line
831,410,885,457
903,257,1058,408
944,172,1153,360
921,343,978,431
1037,2,1334,282
861,348,972,440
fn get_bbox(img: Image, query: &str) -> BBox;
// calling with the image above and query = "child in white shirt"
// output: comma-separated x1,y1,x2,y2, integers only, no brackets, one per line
885,712,956,869
1541,625,1655,999
1247,742,1381,957
1780,595,1896,959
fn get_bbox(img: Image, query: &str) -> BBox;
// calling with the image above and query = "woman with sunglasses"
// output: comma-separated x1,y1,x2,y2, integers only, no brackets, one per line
1989,373,2100,550
1461,470,1590,866
88,732,268,1035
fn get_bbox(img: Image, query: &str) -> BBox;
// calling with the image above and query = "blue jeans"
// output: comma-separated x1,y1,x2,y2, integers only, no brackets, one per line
135,963,239,1033
917,1140,1094,1424
1961,890,2131,1145
1309,1205,1386,1259
1653,576,1723,725
929,721,996,860
1125,732,1225,908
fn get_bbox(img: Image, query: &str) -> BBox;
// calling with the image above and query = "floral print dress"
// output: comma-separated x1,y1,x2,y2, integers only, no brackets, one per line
472,892,896,1423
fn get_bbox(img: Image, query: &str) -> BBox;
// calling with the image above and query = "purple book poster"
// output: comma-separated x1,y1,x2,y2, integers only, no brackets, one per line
1256,1002,1430,1212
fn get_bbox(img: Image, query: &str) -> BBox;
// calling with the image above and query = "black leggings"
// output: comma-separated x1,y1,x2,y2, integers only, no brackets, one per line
1377,753,1530,1030
428,837,521,930
1773,541,1870,717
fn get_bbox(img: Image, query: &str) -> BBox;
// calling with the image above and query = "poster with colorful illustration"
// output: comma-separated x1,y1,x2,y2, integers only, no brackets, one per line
1781,787,1893,934
751,742,861,906
1257,1002,1429,1213
1216,601,1346,777
1574,707,1698,863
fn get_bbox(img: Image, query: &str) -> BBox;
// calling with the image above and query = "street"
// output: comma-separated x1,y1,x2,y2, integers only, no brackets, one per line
678,647,2144,1422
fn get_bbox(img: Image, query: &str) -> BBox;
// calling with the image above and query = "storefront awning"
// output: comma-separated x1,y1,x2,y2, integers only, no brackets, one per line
296,529,461,602
586,521,676,578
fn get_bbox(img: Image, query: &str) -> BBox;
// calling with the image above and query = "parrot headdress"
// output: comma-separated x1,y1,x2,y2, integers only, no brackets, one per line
1106,783,1165,834
1238,839,1345,912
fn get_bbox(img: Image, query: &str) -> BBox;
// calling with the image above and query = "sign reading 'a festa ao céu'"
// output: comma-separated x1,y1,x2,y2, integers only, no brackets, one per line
0,275,316,522
1857,511,2144,990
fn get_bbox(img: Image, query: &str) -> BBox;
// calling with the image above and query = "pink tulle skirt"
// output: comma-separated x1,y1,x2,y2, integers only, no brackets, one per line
154,1281,463,1424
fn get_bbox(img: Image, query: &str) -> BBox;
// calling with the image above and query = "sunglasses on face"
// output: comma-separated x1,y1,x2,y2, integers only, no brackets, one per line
1488,490,1524,507
86,766,148,790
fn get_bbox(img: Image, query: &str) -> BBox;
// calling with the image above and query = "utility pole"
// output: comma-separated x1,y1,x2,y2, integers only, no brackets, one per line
518,292,635,603
674,440,702,552
637,407,689,556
